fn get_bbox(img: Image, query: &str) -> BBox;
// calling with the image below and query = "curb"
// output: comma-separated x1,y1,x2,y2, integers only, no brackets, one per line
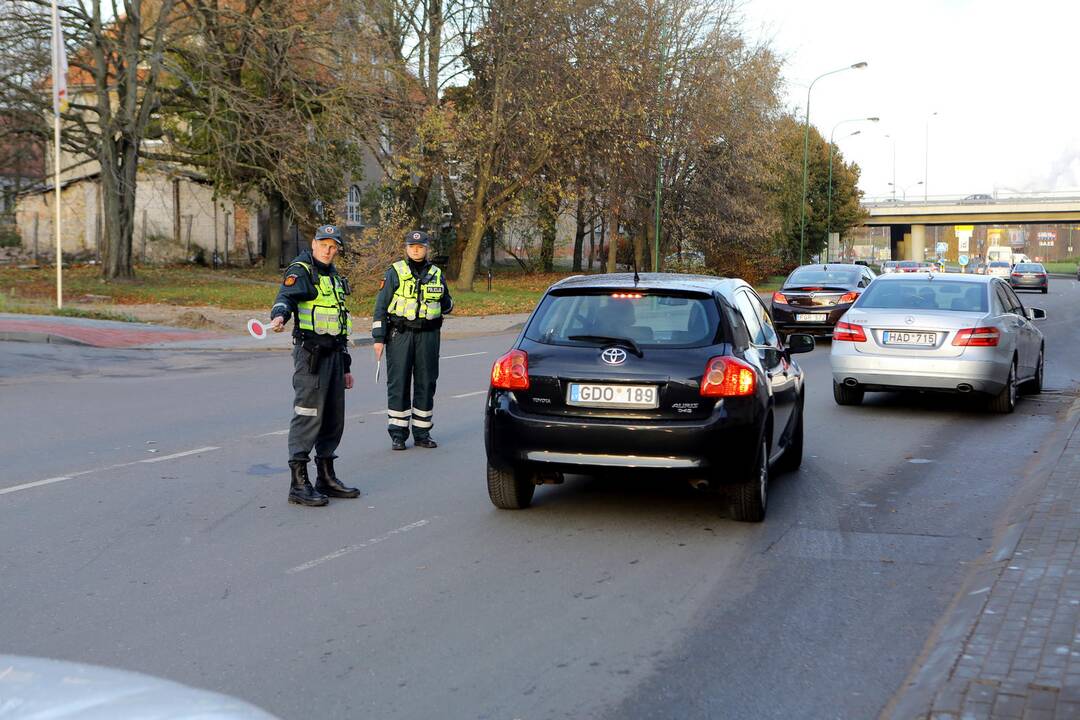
885,394,1080,718
0,331,87,346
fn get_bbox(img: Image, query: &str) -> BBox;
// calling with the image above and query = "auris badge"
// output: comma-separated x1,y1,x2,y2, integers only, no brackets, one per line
601,347,628,365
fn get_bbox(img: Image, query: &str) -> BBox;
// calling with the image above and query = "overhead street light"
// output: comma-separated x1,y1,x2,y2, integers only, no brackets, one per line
827,116,879,240
924,111,938,201
888,180,923,201
799,61,868,265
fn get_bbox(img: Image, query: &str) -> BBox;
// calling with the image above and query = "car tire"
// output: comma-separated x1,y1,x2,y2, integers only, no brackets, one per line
731,439,768,523
833,380,864,406
775,398,804,474
487,462,535,509
987,360,1018,414
1041,287,1048,294
1022,348,1044,394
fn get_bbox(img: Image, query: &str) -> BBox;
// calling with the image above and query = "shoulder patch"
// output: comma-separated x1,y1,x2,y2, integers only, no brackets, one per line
379,279,385,290
284,275,298,287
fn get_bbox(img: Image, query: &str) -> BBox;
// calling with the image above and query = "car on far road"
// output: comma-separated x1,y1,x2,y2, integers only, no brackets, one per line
962,193,994,203
896,260,936,273
829,274,1046,413
770,263,876,339
1010,262,1049,293
881,260,900,274
967,260,987,275
485,273,815,522
986,261,1012,279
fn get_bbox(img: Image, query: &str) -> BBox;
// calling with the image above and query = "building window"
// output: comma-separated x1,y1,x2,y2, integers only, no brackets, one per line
345,185,363,226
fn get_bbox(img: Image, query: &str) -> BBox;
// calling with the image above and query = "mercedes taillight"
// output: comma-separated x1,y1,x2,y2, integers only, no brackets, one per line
833,321,867,342
953,327,1000,347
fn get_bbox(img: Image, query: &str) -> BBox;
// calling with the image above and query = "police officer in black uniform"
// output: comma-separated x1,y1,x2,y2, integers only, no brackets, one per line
270,224,361,506
372,230,453,450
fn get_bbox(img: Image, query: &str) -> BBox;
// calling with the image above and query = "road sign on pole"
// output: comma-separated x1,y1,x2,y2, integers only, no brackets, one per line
958,255,969,266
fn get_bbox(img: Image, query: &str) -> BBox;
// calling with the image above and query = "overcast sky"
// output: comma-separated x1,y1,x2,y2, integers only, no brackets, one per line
739,0,1080,200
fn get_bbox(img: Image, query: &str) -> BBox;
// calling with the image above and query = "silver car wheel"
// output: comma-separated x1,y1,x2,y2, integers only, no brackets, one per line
756,440,768,510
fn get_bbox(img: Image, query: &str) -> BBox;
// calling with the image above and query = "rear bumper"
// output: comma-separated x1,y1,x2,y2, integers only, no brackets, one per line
1010,279,1047,290
484,390,763,481
772,304,850,336
830,349,1010,394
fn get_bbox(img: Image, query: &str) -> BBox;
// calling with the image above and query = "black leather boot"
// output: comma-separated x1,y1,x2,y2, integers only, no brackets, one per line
314,457,361,498
288,461,328,506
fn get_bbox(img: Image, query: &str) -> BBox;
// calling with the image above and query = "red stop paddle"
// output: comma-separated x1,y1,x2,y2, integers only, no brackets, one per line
247,318,269,339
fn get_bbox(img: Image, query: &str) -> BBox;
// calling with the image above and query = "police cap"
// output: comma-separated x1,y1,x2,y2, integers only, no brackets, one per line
405,230,431,246
314,224,343,246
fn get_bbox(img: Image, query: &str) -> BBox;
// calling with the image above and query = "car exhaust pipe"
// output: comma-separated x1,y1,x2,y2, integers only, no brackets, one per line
957,383,973,393
688,478,709,491
844,378,859,387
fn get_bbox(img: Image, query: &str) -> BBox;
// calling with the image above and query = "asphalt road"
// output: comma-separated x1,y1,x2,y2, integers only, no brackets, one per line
2,280,1079,719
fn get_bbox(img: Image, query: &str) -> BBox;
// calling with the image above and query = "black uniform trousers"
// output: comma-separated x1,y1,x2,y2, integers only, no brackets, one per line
288,341,347,462
385,325,440,442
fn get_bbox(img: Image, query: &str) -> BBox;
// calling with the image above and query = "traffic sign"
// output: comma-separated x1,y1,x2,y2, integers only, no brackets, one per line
958,255,969,266
935,241,948,253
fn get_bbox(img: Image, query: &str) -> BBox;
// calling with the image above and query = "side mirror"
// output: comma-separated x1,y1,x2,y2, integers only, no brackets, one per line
785,333,816,354
1026,307,1046,321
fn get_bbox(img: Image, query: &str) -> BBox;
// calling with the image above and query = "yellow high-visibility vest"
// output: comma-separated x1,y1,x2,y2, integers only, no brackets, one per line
387,260,444,321
292,262,351,335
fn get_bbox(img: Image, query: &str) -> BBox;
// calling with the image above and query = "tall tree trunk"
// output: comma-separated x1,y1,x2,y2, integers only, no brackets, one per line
267,191,284,268
101,137,136,280
538,200,556,272
606,208,618,273
572,196,586,272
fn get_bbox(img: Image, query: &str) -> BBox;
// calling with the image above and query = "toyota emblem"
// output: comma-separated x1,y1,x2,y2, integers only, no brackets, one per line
601,347,628,365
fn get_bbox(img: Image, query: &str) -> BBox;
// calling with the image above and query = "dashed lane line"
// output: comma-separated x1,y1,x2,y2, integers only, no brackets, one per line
286,519,432,574
451,390,487,399
0,447,222,497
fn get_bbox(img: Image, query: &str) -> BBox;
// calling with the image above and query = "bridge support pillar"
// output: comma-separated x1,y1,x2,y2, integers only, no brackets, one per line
909,224,927,261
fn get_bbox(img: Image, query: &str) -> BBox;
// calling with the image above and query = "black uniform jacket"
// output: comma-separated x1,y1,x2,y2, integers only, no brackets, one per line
371,259,454,341
270,250,352,371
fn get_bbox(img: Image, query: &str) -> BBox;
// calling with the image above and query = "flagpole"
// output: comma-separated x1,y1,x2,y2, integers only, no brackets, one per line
51,0,63,309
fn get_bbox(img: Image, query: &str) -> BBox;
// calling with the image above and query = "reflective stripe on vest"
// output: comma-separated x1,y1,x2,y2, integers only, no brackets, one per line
292,262,352,336
387,260,444,321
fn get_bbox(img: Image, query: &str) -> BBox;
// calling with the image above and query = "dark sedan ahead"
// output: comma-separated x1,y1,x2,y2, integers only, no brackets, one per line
771,263,876,338
485,273,814,522
1010,262,1048,293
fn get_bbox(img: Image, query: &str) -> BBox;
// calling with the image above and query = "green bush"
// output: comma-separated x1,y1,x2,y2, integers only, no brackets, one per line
0,223,21,248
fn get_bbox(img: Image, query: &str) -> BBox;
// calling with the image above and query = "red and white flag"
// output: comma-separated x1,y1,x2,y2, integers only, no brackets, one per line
51,4,68,114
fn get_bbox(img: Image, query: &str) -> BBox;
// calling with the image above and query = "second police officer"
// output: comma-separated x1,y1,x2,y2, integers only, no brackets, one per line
372,230,453,450
270,224,361,506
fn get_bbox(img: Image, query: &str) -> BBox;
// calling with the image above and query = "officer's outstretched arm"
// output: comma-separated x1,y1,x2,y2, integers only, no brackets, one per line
271,263,318,323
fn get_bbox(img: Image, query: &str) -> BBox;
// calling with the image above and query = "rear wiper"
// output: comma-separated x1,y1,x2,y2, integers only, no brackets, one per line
568,334,643,357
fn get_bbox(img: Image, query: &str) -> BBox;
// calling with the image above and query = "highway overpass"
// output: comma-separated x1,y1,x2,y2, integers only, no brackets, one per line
859,195,1080,260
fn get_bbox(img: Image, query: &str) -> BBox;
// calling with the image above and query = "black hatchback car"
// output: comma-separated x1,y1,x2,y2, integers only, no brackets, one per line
770,263,876,338
484,273,814,521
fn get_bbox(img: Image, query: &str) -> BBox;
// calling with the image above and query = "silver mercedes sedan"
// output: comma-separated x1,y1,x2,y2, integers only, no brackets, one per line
829,273,1046,413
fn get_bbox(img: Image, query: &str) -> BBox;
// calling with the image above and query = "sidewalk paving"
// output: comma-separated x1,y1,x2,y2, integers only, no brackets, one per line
0,311,529,351
890,395,1080,719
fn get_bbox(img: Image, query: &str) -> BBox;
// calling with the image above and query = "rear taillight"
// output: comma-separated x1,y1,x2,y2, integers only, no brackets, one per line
1011,273,1022,278
953,327,1000,347
700,356,757,397
838,291,860,304
833,321,866,342
491,349,529,390
772,291,788,304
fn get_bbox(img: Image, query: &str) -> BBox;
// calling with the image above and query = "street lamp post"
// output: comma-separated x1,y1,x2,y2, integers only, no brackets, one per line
924,111,938,201
827,116,879,239
799,61,868,266
887,180,923,201
884,133,897,201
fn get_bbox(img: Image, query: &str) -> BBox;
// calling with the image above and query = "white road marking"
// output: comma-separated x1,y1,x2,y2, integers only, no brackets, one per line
255,429,290,437
441,351,488,360
451,390,487,399
139,447,221,464
286,519,432,574
1,447,221,496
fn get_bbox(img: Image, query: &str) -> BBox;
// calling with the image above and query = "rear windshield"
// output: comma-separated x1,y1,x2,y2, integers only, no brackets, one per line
784,268,860,286
989,262,1010,268
855,280,988,312
525,292,720,348
1014,263,1044,272
897,261,919,268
